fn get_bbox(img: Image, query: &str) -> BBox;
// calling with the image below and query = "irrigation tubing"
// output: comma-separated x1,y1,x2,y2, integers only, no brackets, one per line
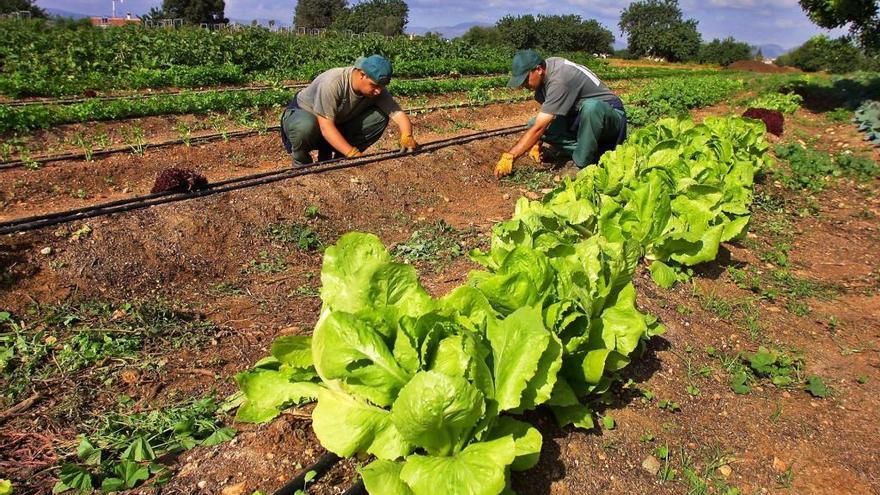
0,124,524,235
0,73,507,108
0,97,532,170
341,480,367,495
272,452,340,495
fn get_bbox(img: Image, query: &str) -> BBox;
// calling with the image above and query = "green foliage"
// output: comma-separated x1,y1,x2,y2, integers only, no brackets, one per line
331,0,408,36
0,89,291,134
853,99,880,146
743,346,803,387
265,222,324,252
776,35,875,73
0,0,45,17
53,396,234,493
699,37,753,66
495,14,615,53
798,0,880,53
392,220,474,271
460,25,505,47
602,415,616,430
0,300,213,406
749,92,803,114
294,0,346,29
500,166,556,192
805,375,830,397
618,0,702,62
0,65,714,132
0,25,517,97
234,114,772,494
623,75,745,126
835,153,880,180
234,335,322,423
784,72,880,111
714,345,831,396
159,0,228,25
0,76,507,133
773,143,878,192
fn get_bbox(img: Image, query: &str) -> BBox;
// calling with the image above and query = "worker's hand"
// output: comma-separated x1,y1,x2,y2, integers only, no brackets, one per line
528,143,542,163
345,147,363,158
494,152,514,178
399,134,419,152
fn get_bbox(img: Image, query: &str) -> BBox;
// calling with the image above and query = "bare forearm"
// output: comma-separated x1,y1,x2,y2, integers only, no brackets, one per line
391,111,413,136
318,117,355,155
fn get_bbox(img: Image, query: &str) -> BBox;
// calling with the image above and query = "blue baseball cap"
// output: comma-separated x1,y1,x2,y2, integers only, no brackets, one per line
354,55,393,86
507,49,545,88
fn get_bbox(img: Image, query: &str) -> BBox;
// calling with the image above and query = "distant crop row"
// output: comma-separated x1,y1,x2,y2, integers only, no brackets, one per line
0,21,715,98
0,73,739,135
0,22,540,98
623,74,745,126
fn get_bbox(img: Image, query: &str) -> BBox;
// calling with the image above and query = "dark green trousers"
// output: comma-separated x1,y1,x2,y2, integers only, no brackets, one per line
531,99,626,167
281,107,390,166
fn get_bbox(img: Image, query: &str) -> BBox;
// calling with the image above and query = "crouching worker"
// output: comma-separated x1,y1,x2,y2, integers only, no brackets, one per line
280,54,419,166
494,50,627,178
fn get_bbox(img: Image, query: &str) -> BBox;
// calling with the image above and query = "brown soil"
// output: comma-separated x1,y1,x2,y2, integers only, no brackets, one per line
727,61,799,74
607,58,715,71
1,80,879,495
0,100,540,222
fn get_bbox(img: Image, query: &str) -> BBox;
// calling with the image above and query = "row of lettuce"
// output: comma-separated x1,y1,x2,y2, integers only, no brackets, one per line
230,115,772,495
0,73,738,136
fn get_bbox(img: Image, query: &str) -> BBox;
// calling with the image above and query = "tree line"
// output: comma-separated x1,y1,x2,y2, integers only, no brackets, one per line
2,0,877,72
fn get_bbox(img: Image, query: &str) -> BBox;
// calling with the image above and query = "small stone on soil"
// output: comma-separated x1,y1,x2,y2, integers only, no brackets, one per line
40,247,52,255
642,455,661,475
718,465,733,477
502,193,511,200
772,457,788,473
197,480,207,489
221,482,246,495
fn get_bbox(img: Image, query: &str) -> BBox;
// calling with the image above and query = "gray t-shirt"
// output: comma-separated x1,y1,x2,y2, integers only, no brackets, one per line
296,67,401,123
535,57,616,116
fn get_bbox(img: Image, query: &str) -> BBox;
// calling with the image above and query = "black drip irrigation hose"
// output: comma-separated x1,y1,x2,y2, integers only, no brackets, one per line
341,480,367,495
0,73,508,108
0,128,268,170
0,97,532,170
273,452,340,495
0,124,524,235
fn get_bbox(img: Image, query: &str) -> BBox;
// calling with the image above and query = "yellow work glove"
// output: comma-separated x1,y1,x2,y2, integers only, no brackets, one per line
399,134,419,152
494,152,514,178
345,147,363,158
528,143,543,163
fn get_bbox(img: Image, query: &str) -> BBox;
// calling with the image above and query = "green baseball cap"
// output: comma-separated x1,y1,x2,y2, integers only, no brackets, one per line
507,49,545,88
354,55,393,86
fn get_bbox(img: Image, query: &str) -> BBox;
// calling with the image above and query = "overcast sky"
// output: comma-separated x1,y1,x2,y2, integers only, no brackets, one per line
36,0,847,49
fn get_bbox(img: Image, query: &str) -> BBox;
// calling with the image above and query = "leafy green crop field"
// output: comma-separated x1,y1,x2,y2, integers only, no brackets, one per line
230,114,773,495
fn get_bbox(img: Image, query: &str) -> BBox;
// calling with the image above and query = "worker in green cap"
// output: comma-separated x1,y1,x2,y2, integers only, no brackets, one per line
281,54,419,166
494,49,627,177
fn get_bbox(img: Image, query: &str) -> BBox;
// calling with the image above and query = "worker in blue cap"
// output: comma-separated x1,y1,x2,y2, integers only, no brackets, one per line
494,49,627,177
281,54,419,166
